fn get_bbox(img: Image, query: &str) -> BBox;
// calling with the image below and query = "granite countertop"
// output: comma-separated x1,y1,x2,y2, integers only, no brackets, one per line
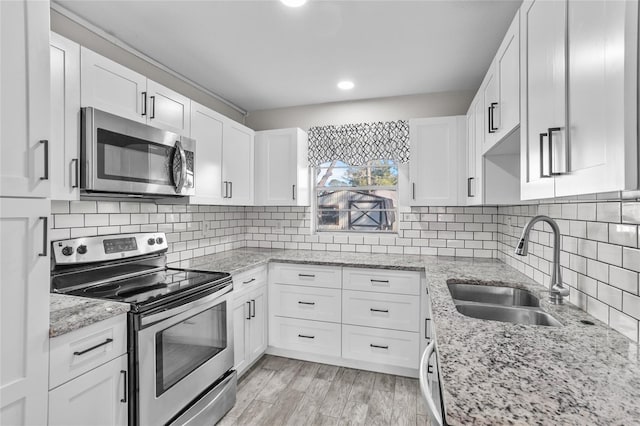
50,293,130,338
172,248,640,425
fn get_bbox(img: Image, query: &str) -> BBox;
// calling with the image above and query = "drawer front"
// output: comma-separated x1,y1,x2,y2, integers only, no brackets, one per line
233,265,267,291
271,284,341,323
269,263,342,289
342,290,419,332
343,268,420,295
49,314,128,389
342,324,419,369
269,317,341,357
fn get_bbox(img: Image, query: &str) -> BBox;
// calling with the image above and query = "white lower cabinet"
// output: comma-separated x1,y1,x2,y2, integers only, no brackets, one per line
269,316,341,357
47,314,128,426
268,263,423,375
341,325,419,369
48,354,128,426
232,269,267,377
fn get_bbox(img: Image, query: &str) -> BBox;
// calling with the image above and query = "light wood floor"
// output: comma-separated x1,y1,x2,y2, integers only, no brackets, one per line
218,355,432,426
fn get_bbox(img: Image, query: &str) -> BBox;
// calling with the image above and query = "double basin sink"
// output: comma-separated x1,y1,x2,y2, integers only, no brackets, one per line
448,282,562,327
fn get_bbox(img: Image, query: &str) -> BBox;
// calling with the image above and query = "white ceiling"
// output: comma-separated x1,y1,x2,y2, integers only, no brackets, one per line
54,0,522,112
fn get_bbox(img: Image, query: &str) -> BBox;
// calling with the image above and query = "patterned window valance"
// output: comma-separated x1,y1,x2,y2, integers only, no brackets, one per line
308,120,409,166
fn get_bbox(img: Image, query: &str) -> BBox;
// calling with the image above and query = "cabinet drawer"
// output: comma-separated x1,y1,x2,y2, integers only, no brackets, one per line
342,324,419,369
342,290,419,332
233,265,267,291
271,284,341,323
343,268,420,295
269,317,341,357
270,263,341,289
49,314,128,389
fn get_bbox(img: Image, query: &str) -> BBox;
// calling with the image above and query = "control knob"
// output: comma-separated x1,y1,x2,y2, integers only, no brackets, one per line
156,237,164,245
76,245,87,255
147,238,156,246
61,246,74,256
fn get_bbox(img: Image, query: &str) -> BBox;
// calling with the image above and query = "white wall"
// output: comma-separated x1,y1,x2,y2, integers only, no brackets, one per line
50,9,246,123
245,90,474,131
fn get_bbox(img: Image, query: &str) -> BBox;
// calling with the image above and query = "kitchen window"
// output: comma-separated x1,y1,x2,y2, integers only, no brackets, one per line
315,159,398,233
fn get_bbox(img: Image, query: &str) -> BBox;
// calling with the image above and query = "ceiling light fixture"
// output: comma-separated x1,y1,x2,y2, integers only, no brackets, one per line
280,0,307,7
337,80,355,90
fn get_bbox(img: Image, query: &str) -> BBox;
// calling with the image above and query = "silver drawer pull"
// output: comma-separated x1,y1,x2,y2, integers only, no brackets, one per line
298,301,316,305
370,308,389,313
370,279,389,284
370,344,389,349
73,338,113,356
298,334,315,339
298,274,316,278
243,278,256,284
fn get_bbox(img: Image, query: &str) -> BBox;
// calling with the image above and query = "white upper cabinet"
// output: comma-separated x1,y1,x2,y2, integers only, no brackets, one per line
555,0,637,196
482,63,499,151
408,116,465,206
520,0,638,200
189,102,225,205
50,33,81,201
520,0,566,200
222,123,255,205
255,128,309,206
1,0,51,198
81,48,191,135
80,47,147,124
495,11,520,143
1,198,50,426
146,79,191,135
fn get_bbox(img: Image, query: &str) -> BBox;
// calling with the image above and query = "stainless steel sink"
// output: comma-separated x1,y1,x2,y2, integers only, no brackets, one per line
447,283,540,307
454,303,562,327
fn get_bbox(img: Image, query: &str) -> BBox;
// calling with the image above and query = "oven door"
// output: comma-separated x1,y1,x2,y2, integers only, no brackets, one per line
136,287,233,426
82,107,195,196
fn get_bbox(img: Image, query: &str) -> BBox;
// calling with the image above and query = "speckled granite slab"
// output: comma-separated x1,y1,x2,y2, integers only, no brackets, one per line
50,293,129,338
172,248,640,425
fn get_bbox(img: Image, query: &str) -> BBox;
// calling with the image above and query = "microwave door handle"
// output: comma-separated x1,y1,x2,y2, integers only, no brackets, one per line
172,141,187,194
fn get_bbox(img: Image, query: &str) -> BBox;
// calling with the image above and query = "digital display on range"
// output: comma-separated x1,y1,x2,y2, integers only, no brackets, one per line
103,237,138,254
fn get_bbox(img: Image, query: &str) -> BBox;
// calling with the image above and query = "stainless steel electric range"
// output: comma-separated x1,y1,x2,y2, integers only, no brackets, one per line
51,232,236,426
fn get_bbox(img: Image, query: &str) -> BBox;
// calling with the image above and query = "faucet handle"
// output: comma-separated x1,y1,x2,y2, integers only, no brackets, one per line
551,284,570,297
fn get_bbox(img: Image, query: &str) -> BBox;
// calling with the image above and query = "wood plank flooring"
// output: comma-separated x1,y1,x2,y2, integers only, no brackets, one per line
218,355,432,426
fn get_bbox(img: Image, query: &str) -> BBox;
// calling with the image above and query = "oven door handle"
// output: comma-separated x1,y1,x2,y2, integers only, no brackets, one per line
141,284,232,327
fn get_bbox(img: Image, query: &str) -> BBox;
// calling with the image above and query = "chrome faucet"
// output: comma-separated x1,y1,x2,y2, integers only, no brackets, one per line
514,215,569,304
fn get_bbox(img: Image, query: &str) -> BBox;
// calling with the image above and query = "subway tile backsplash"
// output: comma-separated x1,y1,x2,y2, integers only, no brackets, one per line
51,195,640,342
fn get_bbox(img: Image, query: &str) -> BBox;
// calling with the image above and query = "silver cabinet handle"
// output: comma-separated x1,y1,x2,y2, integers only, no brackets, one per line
370,344,388,349
39,216,48,257
149,95,156,119
40,140,49,180
223,181,229,198
298,334,315,339
229,181,233,199
412,182,416,200
425,318,431,341
298,273,315,278
467,177,474,198
73,338,113,356
370,308,389,313
419,341,443,426
71,158,79,188
250,299,256,318
548,127,566,175
246,301,251,320
120,370,127,403
242,278,256,284
298,301,315,305
292,184,296,200
141,92,147,116
539,132,550,178
370,279,389,284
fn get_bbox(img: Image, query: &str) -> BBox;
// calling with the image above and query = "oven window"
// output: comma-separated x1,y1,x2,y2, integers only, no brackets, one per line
155,302,227,396
97,128,174,185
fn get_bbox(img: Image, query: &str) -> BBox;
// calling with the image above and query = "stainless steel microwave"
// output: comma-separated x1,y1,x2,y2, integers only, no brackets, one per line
81,107,195,197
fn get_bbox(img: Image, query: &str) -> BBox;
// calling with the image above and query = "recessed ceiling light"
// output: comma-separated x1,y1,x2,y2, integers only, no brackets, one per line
280,0,307,7
337,80,355,90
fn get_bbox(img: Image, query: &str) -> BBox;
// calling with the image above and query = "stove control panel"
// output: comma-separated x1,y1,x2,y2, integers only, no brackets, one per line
52,232,168,265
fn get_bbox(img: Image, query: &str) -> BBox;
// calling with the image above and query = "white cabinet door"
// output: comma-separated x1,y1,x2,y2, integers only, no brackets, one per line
555,0,636,196
520,0,565,200
48,355,128,426
482,64,499,151
1,0,51,198
248,285,267,362
232,296,250,375
0,198,50,426
495,11,520,142
189,102,225,205
255,128,308,206
80,47,147,124
408,116,464,206
465,98,483,205
146,79,191,135
50,33,81,201
222,122,254,205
